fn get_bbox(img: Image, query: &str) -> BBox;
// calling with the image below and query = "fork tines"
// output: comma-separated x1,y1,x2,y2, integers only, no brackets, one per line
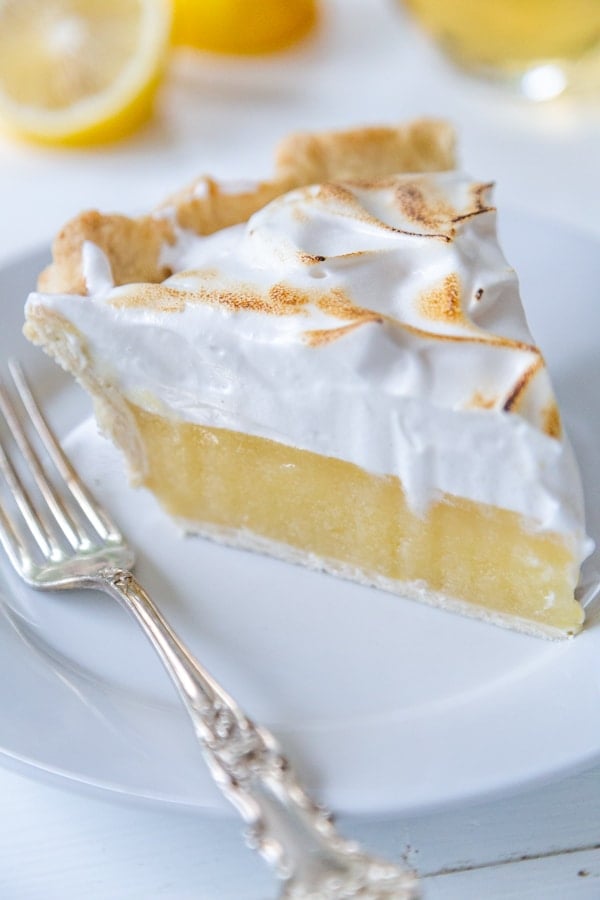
0,360,121,575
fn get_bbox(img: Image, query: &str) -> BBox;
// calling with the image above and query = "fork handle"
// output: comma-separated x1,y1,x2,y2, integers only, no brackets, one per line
98,568,418,898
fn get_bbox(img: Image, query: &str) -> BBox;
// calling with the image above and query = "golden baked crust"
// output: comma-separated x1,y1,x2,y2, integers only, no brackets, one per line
38,119,455,295
274,121,456,183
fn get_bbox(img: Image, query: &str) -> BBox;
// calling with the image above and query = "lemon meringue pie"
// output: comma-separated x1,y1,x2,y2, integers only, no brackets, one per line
24,120,590,638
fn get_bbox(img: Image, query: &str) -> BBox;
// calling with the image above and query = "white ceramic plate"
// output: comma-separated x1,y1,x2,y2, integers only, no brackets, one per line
1,211,600,817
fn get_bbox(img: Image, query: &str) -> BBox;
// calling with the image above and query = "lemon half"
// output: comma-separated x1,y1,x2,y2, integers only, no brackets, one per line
0,0,172,146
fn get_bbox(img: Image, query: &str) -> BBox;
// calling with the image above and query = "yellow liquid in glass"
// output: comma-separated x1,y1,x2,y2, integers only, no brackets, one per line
405,0,600,68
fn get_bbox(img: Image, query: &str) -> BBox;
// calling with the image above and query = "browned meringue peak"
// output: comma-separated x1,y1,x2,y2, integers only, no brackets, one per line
97,172,561,440
38,119,456,296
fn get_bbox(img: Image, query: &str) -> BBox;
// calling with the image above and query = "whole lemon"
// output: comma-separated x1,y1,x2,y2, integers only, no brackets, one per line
172,0,317,55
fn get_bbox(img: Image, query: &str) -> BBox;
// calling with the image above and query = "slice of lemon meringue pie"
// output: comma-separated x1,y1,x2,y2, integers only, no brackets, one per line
24,120,591,638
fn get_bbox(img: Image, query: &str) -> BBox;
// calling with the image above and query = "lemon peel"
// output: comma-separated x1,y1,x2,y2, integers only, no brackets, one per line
172,0,317,55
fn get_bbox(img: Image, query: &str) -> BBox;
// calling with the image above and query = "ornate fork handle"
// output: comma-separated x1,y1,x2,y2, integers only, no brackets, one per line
0,361,417,898
100,568,419,899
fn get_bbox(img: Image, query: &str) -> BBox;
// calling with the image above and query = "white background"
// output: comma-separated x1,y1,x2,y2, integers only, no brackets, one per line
1,0,600,897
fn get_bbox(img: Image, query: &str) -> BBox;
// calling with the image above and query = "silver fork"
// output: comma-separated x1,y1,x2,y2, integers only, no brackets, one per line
0,359,419,900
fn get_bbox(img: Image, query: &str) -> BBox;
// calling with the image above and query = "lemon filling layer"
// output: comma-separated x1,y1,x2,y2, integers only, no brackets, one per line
131,402,583,636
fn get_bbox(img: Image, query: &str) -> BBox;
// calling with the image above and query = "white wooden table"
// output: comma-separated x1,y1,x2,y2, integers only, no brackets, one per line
0,763,599,899
0,1,599,897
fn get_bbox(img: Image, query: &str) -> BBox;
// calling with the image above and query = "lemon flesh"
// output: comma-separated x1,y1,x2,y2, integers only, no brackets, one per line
0,0,171,145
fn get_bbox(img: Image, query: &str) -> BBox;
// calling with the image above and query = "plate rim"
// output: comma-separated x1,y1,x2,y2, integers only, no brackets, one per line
2,214,600,817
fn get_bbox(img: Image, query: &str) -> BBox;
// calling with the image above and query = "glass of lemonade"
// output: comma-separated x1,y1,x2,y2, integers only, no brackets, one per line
403,0,600,100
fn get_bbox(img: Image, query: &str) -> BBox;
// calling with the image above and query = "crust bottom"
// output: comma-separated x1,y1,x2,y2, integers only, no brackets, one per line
170,517,576,641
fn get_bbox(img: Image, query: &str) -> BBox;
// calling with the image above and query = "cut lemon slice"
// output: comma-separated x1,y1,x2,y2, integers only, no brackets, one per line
0,0,172,146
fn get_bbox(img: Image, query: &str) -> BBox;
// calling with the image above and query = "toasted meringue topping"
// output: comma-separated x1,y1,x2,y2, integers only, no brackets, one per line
26,171,589,557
